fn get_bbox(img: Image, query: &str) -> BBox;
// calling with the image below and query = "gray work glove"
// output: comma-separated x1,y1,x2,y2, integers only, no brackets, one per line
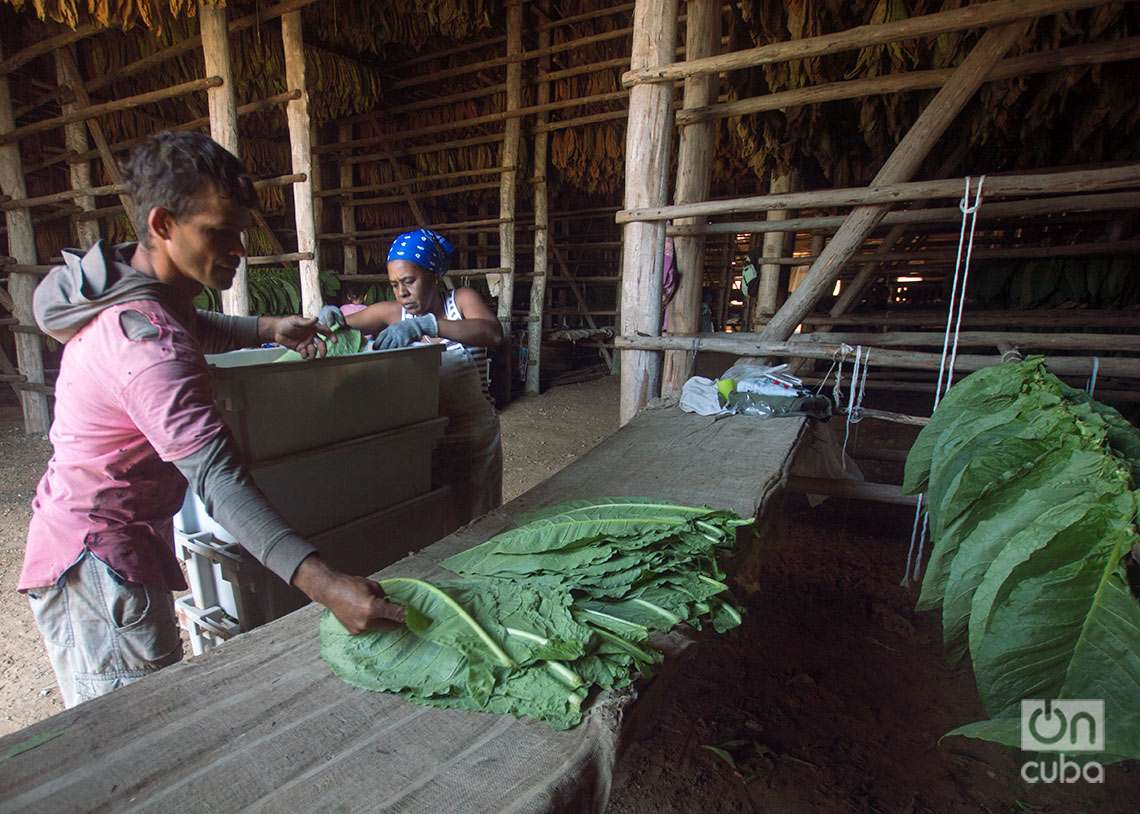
317,305,346,330
371,314,438,351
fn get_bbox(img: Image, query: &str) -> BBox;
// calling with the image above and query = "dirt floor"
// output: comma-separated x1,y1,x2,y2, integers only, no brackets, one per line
2,376,1137,810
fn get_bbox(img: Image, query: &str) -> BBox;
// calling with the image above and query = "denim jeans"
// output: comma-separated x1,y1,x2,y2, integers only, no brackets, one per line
26,554,182,708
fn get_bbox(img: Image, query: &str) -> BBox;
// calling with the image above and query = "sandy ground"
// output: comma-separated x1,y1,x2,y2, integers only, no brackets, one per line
0,377,620,737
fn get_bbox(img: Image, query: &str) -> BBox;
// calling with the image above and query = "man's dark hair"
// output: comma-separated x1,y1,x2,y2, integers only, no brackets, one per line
122,131,257,247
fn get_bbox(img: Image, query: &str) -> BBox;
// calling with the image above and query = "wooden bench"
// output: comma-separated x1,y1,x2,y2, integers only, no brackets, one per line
0,406,805,813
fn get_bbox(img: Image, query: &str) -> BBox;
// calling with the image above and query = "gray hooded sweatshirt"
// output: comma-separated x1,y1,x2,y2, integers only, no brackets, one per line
34,241,315,584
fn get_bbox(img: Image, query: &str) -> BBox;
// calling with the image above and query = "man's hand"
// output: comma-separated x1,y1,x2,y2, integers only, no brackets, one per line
292,555,405,634
260,315,335,360
371,313,438,351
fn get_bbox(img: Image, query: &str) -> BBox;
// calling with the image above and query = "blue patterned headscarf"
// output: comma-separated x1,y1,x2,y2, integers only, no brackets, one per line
387,228,455,276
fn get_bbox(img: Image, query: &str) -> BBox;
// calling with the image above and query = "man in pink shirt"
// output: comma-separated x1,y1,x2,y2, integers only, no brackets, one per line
21,132,404,707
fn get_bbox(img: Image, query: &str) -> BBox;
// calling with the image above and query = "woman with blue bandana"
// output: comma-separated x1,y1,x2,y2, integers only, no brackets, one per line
319,228,503,526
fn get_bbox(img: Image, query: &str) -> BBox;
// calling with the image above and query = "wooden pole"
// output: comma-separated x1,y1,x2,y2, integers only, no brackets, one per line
619,0,679,423
759,21,1031,342
621,163,1140,223
751,171,795,332
675,36,1140,126
614,334,1140,379
716,234,734,328
338,124,358,275
54,48,143,239
496,1,523,343
0,77,224,147
621,0,1114,87
666,189,1140,236
0,45,49,433
662,0,720,396
805,309,1140,329
55,55,99,249
829,142,967,318
82,0,322,96
525,0,552,396
282,12,322,316
200,0,250,316
797,330,1140,353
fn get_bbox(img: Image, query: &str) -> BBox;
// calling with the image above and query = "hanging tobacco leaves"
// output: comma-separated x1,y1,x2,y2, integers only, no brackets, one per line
321,499,749,730
903,357,1140,762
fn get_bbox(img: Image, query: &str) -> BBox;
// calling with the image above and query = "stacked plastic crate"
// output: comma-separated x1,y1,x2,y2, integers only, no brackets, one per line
174,343,451,653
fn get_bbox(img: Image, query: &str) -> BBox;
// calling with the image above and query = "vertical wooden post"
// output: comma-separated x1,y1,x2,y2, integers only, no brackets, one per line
751,170,796,331
282,11,322,316
716,233,734,329
525,0,551,396
0,45,50,433
55,56,99,248
199,0,250,316
338,123,358,275
496,1,523,340
619,0,679,424
661,0,720,395
759,21,1030,341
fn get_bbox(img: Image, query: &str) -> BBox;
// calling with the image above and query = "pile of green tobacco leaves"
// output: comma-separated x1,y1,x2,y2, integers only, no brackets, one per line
320,499,749,729
903,357,1140,761
276,323,367,362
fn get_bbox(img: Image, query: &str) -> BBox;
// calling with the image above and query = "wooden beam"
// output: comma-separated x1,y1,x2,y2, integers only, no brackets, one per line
282,12,321,316
317,167,505,198
333,180,500,208
614,333,1140,378
667,190,1140,237
676,37,1140,126
496,1,524,339
760,21,1031,342
621,0,1115,87
751,172,795,332
82,0,322,96
0,23,101,75
622,164,1140,223
619,0,679,424
804,330,1140,353
0,77,223,146
662,0,720,396
54,47,143,239
803,309,1140,329
200,0,250,316
526,0,552,396
55,54,99,249
550,244,614,372
710,238,1140,267
27,90,299,175
0,44,49,433
787,477,919,507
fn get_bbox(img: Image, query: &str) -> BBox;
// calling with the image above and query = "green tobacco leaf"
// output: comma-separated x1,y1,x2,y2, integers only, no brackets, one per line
939,449,1119,660
323,499,746,730
903,360,1045,495
918,399,1100,615
968,493,1140,760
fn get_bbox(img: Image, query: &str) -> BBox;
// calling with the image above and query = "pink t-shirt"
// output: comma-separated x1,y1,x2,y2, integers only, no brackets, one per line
20,300,227,591
340,303,367,316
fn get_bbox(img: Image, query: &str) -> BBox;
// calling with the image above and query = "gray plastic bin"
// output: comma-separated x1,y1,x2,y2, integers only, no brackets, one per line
206,343,443,463
176,486,454,634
